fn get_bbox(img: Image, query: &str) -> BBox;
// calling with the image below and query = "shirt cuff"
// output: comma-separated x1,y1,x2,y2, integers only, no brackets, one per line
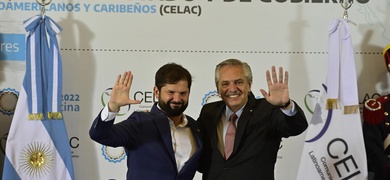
281,101,297,116
101,104,118,122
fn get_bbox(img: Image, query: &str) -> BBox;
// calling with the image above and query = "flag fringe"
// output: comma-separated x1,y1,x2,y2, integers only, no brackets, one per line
29,113,44,120
48,112,63,119
344,105,359,114
326,99,338,110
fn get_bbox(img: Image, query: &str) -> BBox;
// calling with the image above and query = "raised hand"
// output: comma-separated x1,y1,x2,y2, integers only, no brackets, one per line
259,66,290,108
108,71,141,112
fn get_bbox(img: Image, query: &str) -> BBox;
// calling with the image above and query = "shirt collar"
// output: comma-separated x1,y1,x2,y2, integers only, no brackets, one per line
225,105,245,121
168,115,188,128
157,104,188,127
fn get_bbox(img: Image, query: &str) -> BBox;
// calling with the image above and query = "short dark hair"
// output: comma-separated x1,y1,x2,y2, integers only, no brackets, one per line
155,63,192,90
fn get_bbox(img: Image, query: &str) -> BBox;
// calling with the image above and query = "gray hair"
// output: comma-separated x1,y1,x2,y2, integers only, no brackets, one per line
215,58,253,87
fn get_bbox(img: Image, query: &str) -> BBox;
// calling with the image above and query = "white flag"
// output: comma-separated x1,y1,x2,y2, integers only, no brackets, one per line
297,18,368,180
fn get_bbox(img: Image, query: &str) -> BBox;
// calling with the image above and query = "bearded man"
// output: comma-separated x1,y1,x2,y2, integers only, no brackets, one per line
90,63,203,180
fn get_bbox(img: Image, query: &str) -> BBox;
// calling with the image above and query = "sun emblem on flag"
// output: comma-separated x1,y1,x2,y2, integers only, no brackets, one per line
20,142,54,178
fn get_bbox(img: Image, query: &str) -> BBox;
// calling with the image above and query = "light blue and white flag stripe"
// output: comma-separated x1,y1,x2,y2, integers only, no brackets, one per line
2,15,74,180
24,15,44,119
44,17,62,115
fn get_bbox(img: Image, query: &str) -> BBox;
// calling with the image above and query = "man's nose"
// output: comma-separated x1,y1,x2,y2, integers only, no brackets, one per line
172,93,181,101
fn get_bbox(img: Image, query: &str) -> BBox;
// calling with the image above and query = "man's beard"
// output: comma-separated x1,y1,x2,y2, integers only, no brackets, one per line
159,100,188,116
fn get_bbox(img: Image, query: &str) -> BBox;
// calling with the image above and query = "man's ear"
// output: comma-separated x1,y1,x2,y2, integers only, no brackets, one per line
154,86,159,98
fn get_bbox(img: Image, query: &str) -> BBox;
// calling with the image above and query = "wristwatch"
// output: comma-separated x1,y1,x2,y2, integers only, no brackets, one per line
280,99,291,108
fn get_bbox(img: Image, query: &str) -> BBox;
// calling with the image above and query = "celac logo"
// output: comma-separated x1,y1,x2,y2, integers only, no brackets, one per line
0,88,19,115
0,88,18,156
201,90,221,106
304,89,320,115
100,88,131,116
101,145,126,163
304,84,333,143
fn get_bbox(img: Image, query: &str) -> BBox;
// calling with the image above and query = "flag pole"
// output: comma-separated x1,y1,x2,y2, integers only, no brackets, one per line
340,0,353,20
36,0,52,16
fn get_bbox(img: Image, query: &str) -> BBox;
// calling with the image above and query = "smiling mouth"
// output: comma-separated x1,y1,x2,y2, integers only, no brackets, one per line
227,94,240,98
170,103,183,107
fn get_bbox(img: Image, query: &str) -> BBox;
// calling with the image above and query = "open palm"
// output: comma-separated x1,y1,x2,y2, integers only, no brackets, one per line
260,66,290,106
109,71,141,112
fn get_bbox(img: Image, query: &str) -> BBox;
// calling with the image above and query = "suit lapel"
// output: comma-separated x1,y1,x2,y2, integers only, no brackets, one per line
187,117,202,154
179,118,202,172
210,103,226,159
232,92,256,156
150,104,176,165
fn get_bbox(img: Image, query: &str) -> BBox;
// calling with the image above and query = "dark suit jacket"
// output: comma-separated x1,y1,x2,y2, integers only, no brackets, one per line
197,92,307,180
90,103,203,180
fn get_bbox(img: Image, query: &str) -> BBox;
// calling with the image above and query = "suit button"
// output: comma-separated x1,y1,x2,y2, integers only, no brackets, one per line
224,168,230,171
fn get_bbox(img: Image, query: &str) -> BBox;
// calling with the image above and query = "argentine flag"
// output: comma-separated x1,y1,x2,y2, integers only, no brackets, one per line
2,15,74,180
